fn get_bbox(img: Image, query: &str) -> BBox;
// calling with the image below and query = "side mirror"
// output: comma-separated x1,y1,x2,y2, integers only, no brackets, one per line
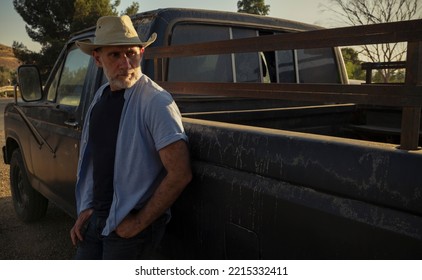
17,65,43,102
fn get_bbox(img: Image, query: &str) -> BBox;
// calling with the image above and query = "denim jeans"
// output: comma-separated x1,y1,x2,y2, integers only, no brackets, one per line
74,211,168,260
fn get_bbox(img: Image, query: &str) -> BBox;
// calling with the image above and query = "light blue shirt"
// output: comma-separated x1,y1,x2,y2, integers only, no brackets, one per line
75,74,188,235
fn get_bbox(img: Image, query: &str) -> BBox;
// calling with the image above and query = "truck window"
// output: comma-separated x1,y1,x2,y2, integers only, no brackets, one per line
276,50,296,83
167,25,341,85
168,24,268,83
47,45,90,107
259,30,341,84
274,47,340,84
168,24,232,82
297,48,340,83
232,28,261,83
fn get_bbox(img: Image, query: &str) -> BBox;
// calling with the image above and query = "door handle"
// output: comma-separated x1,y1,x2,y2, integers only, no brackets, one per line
64,120,79,128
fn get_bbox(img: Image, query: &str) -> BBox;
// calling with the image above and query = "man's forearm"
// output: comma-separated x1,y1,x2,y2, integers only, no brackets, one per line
116,140,192,238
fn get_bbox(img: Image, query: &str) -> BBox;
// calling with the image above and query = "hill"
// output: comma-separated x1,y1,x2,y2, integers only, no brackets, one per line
0,44,21,71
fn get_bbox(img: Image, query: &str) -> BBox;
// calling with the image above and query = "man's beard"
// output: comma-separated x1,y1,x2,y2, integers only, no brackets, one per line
104,67,141,90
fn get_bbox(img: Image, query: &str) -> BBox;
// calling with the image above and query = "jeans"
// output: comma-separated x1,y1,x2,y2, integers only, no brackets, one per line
74,211,168,260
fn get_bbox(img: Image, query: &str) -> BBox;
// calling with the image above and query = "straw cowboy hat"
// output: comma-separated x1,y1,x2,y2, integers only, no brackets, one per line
76,15,157,55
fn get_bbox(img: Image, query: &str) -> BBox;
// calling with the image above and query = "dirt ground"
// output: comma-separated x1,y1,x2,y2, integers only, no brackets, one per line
0,129,76,259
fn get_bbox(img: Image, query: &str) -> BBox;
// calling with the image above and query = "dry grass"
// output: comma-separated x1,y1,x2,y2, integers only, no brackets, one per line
0,57,20,70
0,44,20,71
0,130,11,198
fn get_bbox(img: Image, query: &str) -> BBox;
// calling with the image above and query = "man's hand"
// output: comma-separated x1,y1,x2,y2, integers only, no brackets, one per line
70,208,93,246
115,212,142,238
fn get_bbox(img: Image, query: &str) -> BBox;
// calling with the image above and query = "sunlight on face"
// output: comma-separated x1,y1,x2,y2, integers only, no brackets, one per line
94,46,144,90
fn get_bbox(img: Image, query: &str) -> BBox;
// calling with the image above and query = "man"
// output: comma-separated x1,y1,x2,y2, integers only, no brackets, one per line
70,15,192,259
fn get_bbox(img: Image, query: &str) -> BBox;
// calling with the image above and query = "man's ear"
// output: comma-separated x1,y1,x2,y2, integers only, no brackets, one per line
92,51,103,67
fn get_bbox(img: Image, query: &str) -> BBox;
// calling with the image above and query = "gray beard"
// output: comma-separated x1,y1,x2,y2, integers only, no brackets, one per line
104,67,141,90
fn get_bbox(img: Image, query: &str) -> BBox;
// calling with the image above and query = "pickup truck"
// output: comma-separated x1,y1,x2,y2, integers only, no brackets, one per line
3,8,422,259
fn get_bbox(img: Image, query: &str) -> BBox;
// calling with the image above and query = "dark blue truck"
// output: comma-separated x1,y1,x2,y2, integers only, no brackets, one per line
3,8,422,259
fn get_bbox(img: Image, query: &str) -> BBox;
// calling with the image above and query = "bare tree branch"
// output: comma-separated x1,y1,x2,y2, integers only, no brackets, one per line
321,0,422,82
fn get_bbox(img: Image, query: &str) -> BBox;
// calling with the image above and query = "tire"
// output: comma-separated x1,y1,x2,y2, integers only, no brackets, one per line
9,149,48,222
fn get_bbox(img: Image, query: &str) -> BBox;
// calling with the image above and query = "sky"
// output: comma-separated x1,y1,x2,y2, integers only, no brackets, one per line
0,0,333,52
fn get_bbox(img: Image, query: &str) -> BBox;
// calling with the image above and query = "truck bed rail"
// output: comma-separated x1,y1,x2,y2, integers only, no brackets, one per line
144,19,422,150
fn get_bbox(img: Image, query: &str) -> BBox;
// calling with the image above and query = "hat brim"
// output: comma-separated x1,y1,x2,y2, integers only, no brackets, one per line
76,33,157,55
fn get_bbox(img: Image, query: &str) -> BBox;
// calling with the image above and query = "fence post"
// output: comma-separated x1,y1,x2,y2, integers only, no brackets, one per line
400,41,422,150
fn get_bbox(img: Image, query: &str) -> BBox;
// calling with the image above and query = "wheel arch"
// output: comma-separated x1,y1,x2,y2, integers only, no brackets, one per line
4,136,20,164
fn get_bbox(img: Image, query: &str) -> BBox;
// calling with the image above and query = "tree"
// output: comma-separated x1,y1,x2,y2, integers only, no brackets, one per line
0,66,16,86
12,0,139,81
70,0,120,32
341,47,365,81
323,0,422,83
122,2,140,16
237,0,270,16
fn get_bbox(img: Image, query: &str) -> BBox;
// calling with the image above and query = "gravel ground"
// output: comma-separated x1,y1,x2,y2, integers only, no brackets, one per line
0,128,76,259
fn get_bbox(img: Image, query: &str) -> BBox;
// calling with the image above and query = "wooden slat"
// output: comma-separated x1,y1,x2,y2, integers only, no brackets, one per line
153,58,164,81
145,19,422,59
159,82,422,107
400,41,422,150
400,107,421,150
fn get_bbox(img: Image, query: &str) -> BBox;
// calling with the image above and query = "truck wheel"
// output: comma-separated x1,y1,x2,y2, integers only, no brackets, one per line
9,149,48,222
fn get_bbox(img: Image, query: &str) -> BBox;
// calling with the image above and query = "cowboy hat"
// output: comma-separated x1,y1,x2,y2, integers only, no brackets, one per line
76,15,157,55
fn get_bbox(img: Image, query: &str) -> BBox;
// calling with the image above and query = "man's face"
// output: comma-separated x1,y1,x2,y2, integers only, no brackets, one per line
93,46,144,91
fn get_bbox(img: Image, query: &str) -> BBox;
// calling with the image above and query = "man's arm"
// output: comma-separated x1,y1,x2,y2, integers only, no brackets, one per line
115,139,192,238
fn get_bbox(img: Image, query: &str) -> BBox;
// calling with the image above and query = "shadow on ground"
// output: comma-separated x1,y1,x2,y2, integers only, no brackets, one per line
0,196,76,260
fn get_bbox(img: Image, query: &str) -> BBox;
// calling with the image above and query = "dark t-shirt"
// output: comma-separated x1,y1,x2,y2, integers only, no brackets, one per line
89,86,125,217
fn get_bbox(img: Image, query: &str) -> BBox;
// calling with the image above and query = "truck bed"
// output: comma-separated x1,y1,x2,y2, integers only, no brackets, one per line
182,103,416,145
162,110,422,259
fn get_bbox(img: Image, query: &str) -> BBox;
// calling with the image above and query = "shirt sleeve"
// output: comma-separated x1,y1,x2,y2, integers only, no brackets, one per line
146,91,188,151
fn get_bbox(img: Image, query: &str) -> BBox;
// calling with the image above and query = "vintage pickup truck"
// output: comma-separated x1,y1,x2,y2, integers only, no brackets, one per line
3,8,422,259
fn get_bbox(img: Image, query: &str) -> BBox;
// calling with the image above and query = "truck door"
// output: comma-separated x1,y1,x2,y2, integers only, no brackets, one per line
29,44,93,216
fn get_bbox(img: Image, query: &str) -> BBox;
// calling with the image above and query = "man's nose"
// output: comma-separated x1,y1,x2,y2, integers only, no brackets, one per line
118,54,132,67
